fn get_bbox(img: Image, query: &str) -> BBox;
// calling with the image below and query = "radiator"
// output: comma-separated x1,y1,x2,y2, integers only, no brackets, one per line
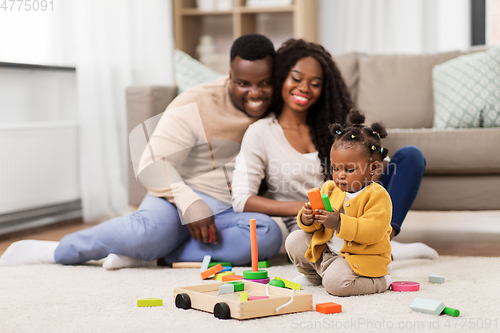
0,122,80,216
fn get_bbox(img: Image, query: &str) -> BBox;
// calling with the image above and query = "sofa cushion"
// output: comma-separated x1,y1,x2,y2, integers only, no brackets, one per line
412,174,500,210
357,51,465,129
333,53,359,102
433,46,500,129
384,127,500,174
174,49,224,94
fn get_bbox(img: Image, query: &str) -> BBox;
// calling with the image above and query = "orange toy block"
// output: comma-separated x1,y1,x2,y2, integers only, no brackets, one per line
316,302,342,314
250,219,258,272
200,264,224,280
222,274,243,282
307,187,324,214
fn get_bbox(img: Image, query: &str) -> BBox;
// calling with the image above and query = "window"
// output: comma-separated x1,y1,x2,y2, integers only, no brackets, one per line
487,0,500,44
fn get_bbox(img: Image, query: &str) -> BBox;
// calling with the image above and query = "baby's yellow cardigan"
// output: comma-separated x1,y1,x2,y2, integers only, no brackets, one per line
297,181,392,277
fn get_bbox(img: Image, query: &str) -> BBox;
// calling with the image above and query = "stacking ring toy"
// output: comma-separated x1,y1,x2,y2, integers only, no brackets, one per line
391,281,420,292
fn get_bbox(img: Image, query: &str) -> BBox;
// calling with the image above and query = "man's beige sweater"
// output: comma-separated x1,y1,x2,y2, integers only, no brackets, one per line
138,77,259,215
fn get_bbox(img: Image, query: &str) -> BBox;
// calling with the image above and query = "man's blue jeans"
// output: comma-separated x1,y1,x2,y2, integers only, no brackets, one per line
379,146,426,236
55,192,282,265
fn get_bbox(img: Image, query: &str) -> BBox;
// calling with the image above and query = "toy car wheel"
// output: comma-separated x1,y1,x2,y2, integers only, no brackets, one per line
175,293,191,310
213,302,231,319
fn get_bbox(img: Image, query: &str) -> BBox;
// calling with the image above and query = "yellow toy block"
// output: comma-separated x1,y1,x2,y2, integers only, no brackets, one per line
274,277,301,290
239,292,248,302
214,271,235,281
137,297,163,307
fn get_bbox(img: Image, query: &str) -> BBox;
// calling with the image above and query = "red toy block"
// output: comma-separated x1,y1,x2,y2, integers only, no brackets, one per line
316,302,342,314
307,187,325,214
221,274,243,282
200,264,223,280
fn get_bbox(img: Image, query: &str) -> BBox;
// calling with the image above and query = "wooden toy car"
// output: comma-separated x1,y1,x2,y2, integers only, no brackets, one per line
174,280,312,320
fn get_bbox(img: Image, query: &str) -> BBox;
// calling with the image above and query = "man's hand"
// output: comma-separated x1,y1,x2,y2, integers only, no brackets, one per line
313,208,340,231
183,200,218,244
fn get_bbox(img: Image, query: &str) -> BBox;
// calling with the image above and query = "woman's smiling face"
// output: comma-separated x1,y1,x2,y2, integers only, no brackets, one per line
281,56,323,114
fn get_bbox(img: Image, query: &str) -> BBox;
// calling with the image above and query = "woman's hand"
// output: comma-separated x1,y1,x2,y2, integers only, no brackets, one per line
300,202,314,226
312,208,340,231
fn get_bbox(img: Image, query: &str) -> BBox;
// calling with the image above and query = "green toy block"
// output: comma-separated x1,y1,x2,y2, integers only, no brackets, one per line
274,276,301,290
226,281,245,291
208,262,232,268
429,274,445,284
137,297,163,307
443,307,460,317
258,260,271,268
321,193,333,212
269,279,286,288
410,298,445,315
242,269,268,280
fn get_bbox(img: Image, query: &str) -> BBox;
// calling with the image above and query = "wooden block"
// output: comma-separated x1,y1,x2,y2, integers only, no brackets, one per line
200,255,211,272
258,260,271,268
214,271,235,281
222,274,243,282
137,297,163,307
200,263,223,280
274,276,301,290
410,298,445,315
239,292,248,302
171,262,202,268
307,187,324,214
316,302,342,314
218,283,234,295
429,274,445,284
248,296,269,301
321,193,333,212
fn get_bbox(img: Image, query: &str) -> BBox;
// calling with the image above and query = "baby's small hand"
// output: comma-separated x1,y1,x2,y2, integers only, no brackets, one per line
301,202,314,226
313,208,340,231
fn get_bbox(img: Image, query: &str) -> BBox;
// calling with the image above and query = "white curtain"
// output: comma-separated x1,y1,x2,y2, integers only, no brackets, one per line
319,0,471,55
63,0,175,222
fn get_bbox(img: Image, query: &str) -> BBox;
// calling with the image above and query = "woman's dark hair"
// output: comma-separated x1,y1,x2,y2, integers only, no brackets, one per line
329,109,389,161
270,39,354,180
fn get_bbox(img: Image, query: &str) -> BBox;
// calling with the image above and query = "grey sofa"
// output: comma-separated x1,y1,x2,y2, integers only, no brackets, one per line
127,47,500,211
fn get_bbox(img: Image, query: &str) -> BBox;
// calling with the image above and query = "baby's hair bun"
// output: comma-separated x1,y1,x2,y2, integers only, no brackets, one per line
329,123,343,136
347,109,365,126
371,122,387,139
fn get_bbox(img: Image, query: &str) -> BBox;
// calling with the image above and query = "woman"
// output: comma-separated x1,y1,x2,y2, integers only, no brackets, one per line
231,39,437,265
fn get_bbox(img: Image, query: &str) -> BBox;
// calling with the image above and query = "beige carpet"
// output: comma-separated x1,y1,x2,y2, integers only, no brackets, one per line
1,254,499,333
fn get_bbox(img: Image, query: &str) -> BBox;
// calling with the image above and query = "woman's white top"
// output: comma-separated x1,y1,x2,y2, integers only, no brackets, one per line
231,116,324,213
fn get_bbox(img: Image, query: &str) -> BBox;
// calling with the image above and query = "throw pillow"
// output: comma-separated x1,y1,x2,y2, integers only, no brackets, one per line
174,49,224,94
433,45,500,128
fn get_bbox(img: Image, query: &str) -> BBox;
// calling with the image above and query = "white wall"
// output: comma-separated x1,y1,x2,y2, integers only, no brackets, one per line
318,0,471,55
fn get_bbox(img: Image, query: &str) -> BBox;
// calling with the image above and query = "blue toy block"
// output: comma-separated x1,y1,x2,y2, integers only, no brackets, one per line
218,283,235,295
200,255,211,272
410,298,445,315
429,274,445,284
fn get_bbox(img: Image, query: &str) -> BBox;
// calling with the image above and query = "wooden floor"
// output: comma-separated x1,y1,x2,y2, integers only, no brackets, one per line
1,214,500,257
0,219,97,256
